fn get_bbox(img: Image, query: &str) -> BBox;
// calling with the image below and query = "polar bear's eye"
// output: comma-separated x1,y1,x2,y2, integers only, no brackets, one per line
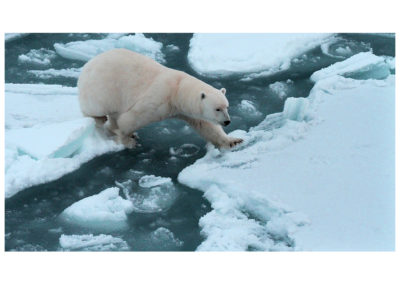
216,108,221,112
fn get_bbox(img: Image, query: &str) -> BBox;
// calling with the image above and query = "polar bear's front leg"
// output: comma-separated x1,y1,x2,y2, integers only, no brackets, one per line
177,115,243,149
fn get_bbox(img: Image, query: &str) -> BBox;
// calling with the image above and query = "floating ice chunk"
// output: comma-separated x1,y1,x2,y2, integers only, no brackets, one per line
139,175,172,188
59,234,129,251
61,187,134,230
54,33,165,63
18,48,57,65
310,52,390,82
169,144,200,157
115,33,165,63
6,118,95,159
5,83,77,96
106,33,129,39
28,67,82,79
283,98,309,122
10,244,47,251
166,44,180,51
5,33,30,42
124,175,178,213
188,33,334,76
336,46,352,56
150,227,183,248
381,56,395,71
54,38,115,61
237,100,262,117
269,81,289,99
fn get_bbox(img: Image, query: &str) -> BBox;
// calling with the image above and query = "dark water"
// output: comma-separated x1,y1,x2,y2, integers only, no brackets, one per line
4,33,395,251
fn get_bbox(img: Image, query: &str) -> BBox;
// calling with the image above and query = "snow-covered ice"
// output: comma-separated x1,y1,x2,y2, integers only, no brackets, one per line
6,118,95,159
382,56,395,71
60,187,134,230
59,234,129,251
5,33,30,42
188,33,334,76
18,48,57,65
5,84,124,198
178,68,395,251
54,33,165,63
283,98,309,122
5,83,77,96
28,67,82,79
310,52,390,82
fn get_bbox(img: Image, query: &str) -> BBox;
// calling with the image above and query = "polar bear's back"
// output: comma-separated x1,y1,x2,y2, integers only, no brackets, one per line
78,49,165,117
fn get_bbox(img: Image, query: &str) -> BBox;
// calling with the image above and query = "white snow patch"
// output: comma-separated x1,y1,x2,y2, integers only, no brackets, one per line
381,56,395,71
59,234,129,251
188,33,334,76
310,52,390,82
54,33,165,63
61,187,134,230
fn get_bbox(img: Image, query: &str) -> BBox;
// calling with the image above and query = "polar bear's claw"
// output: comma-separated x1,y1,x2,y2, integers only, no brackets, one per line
228,138,244,148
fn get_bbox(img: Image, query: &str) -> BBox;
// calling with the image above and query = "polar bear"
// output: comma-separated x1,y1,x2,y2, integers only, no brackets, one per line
78,48,243,149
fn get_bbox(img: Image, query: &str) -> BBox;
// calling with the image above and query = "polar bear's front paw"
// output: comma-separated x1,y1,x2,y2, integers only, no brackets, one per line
123,137,137,149
219,138,244,149
131,132,139,139
228,138,244,148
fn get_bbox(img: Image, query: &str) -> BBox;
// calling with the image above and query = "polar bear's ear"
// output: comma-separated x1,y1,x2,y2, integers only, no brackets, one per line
200,92,206,99
221,88,226,95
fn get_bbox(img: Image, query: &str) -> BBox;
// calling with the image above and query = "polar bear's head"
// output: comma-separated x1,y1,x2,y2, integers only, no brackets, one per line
200,88,231,126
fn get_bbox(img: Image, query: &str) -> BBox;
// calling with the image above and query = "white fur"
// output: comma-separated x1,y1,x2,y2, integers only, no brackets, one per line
78,48,243,149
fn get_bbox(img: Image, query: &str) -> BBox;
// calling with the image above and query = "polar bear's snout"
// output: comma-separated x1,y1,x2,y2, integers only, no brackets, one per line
224,120,230,126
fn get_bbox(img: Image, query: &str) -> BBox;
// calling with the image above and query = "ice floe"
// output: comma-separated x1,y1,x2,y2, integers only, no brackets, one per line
28,67,82,79
5,84,124,198
6,118,95,159
59,234,129,251
5,33,30,42
54,33,165,63
150,227,183,248
18,48,57,65
320,37,372,59
237,100,262,117
60,187,134,230
188,33,334,76
310,52,390,82
178,54,395,251
118,176,179,213
268,81,291,99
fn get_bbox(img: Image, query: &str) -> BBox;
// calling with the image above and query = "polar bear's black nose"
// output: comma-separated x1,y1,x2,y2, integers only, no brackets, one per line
224,120,230,126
